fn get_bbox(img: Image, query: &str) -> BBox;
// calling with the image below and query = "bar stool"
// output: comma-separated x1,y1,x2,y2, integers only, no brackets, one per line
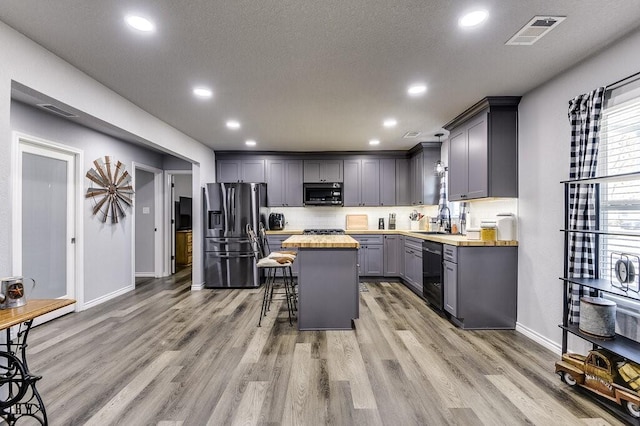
246,225,296,326
257,223,298,310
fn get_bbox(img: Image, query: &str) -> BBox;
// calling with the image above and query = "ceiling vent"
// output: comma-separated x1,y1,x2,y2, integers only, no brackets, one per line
403,131,421,138
37,103,78,118
506,16,566,46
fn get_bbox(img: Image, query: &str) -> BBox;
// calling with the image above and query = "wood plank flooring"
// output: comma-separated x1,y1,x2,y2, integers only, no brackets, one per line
25,269,627,425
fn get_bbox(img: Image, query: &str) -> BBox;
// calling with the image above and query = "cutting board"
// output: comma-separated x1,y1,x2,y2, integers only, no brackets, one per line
346,214,368,230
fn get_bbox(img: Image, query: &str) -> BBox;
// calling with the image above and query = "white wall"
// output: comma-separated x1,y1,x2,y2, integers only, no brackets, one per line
517,27,640,351
0,21,215,295
10,101,166,301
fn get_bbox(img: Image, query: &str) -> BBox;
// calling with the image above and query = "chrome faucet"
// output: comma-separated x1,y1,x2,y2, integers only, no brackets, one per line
437,206,451,233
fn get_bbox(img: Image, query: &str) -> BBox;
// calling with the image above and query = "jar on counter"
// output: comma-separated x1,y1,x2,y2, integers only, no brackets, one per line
480,221,497,241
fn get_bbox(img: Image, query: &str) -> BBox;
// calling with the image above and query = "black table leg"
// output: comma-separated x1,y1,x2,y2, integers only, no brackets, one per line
0,320,47,425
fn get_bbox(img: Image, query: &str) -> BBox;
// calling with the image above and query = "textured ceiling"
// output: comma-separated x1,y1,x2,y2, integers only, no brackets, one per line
2,1,640,152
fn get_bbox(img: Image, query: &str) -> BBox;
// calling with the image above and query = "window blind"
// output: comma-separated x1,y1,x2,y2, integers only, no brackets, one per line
598,93,640,286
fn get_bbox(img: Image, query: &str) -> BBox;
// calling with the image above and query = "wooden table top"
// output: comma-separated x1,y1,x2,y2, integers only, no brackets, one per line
282,235,360,248
0,299,76,330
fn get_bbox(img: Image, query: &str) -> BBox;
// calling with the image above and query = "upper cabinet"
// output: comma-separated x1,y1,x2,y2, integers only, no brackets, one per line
409,143,441,206
344,159,380,206
395,158,410,206
265,159,304,207
379,159,396,206
303,160,343,182
217,159,265,183
444,96,520,201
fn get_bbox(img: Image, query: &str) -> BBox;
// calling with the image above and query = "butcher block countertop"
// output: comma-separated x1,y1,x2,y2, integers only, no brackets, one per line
268,230,517,247
281,235,360,249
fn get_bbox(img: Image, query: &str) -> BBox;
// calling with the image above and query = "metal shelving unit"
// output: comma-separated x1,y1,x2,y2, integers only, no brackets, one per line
560,173,640,423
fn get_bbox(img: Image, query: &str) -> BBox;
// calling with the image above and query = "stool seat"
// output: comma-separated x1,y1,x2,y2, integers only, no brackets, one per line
257,257,293,267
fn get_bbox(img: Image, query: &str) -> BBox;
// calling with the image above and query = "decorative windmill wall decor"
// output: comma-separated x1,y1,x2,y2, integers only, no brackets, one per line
86,156,134,223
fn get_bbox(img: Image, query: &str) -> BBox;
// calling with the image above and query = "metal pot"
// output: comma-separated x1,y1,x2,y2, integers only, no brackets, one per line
0,277,35,309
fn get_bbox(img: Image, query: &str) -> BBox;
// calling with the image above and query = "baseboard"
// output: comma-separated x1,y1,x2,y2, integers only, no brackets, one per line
516,322,562,355
135,272,155,278
191,281,205,291
83,285,135,310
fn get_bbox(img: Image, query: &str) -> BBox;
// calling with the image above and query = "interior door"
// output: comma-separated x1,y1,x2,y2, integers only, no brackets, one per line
18,141,76,321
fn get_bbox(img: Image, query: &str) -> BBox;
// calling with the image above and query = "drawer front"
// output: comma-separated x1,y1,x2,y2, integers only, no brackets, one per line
443,244,457,263
404,237,422,252
352,235,384,245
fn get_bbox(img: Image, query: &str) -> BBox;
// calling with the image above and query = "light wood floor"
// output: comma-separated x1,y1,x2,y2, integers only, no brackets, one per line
26,269,626,425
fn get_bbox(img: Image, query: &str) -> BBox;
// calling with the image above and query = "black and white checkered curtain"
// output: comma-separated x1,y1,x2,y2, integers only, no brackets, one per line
567,86,606,324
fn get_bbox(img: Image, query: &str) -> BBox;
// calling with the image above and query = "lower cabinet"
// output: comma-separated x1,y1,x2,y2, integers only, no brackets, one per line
176,230,193,266
266,235,299,277
352,235,384,277
403,237,423,295
442,244,517,329
383,234,401,276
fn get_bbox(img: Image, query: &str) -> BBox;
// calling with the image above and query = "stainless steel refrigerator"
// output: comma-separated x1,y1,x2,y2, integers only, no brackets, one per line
203,183,267,288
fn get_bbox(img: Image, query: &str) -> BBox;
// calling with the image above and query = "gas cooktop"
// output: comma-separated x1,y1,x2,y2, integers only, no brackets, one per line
302,229,346,235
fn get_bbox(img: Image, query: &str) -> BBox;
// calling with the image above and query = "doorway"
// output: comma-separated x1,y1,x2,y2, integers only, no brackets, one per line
133,163,163,279
13,134,80,321
165,171,192,275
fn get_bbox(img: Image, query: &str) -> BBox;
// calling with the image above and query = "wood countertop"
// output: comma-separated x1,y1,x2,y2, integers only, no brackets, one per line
0,298,76,330
281,235,360,248
268,229,517,247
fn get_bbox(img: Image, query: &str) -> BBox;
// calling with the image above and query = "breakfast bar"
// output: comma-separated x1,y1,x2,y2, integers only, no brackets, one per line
282,235,360,330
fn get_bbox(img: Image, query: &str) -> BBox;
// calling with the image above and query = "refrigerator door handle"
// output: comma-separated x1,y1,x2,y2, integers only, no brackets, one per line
213,253,255,259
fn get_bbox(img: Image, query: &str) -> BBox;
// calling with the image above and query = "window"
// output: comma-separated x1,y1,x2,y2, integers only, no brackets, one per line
598,78,640,314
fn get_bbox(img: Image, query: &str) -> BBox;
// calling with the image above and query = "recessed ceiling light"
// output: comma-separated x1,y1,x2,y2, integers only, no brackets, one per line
383,118,397,128
125,14,155,32
193,87,213,98
226,120,241,129
459,10,489,28
369,139,380,146
407,84,427,96
245,140,257,146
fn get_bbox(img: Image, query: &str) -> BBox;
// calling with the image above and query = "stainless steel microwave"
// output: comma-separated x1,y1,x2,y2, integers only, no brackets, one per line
303,183,343,206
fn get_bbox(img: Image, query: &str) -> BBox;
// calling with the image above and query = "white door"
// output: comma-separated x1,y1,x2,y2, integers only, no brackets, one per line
16,140,77,321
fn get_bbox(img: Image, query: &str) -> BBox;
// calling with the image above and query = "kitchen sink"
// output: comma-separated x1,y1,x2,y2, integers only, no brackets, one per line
411,231,448,235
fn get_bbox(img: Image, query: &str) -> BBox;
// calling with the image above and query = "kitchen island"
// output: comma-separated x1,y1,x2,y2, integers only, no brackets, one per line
282,235,360,330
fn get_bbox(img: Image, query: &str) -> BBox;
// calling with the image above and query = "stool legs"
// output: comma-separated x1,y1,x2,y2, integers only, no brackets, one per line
257,266,295,327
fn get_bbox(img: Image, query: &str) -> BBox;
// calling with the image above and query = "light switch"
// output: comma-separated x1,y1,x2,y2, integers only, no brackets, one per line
142,207,150,214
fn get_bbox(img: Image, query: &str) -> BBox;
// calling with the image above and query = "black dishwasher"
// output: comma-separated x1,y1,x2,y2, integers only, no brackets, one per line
422,240,443,311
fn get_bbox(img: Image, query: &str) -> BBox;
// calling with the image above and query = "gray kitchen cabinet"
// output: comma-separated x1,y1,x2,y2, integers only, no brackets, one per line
442,244,517,329
383,234,401,277
398,235,405,278
409,143,441,205
266,235,299,277
352,235,384,276
265,159,303,207
217,159,265,183
379,159,396,206
444,96,520,201
443,258,458,317
395,159,410,206
403,237,423,295
344,159,380,206
303,160,343,182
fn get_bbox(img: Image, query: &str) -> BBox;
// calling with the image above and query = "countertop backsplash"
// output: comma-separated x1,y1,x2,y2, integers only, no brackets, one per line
267,198,518,233
267,205,439,231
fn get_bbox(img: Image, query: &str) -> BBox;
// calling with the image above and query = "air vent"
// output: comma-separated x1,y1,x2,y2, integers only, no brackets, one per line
506,16,566,46
403,131,421,138
37,103,78,118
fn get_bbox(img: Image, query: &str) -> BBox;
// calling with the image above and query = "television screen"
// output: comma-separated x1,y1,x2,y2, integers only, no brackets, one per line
177,196,192,229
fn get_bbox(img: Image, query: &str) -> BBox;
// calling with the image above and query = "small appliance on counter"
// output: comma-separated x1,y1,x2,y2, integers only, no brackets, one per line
496,213,516,241
378,218,385,229
269,212,285,230
388,213,396,230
